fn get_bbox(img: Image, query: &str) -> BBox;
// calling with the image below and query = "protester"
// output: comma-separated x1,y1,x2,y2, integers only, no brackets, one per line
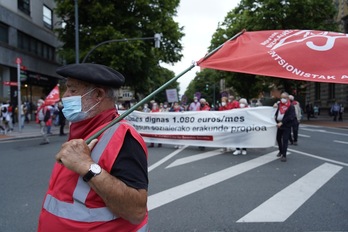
227,95,239,110
170,102,183,112
160,102,169,112
289,95,302,145
338,104,344,121
1,101,13,133
199,98,211,111
233,98,248,155
305,103,313,120
330,102,341,121
148,102,161,148
198,98,210,150
313,104,319,117
46,105,54,134
189,96,201,111
57,101,66,136
16,103,27,129
37,63,148,232
36,99,51,145
142,103,150,112
274,92,296,162
218,97,229,111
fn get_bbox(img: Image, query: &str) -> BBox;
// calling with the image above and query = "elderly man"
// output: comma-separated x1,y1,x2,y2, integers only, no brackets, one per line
38,63,148,232
288,95,302,145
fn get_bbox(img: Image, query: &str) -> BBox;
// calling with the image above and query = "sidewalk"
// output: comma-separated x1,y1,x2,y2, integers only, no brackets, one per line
0,121,69,141
0,114,347,141
300,114,348,129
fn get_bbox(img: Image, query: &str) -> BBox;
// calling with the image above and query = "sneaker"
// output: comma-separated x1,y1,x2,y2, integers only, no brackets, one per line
242,150,247,155
280,156,287,162
276,152,282,157
233,150,241,155
293,141,298,145
148,143,154,148
158,144,162,147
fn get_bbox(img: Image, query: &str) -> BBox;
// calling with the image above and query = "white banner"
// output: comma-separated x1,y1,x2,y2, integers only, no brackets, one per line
120,106,277,148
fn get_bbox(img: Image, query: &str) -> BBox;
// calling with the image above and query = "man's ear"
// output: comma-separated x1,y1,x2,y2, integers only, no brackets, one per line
95,88,106,101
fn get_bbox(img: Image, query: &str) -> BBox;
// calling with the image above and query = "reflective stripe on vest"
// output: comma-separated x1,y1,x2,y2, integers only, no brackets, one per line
138,222,149,232
43,123,121,222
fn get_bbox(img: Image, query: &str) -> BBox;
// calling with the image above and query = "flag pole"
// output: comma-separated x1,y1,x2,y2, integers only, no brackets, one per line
85,29,246,144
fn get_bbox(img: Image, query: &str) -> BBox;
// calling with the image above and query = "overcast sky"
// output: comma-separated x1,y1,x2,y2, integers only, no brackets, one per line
161,0,241,96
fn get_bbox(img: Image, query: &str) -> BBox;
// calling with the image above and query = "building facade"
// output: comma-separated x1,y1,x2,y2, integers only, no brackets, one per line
0,0,61,117
305,0,348,112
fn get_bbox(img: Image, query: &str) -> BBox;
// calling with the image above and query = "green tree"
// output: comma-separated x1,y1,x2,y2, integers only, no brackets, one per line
54,0,184,99
187,0,339,99
185,69,222,107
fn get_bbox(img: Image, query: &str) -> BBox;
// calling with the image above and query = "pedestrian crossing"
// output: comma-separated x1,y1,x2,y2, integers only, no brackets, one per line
148,146,346,223
236,162,342,222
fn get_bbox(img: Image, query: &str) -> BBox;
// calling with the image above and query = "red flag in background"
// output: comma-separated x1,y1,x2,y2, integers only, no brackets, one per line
44,85,60,106
197,30,348,84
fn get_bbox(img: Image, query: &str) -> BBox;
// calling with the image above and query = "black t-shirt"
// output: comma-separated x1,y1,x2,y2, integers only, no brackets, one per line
110,131,148,190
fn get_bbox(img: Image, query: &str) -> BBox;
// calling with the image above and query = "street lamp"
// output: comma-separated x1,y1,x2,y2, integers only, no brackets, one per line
82,33,162,63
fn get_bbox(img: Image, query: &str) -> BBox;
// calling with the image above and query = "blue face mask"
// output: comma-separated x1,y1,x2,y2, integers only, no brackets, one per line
62,88,99,122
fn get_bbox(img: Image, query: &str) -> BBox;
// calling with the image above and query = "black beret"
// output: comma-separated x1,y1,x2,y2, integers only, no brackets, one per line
56,63,125,88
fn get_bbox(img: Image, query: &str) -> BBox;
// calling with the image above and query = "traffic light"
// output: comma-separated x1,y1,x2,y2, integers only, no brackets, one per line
206,84,209,91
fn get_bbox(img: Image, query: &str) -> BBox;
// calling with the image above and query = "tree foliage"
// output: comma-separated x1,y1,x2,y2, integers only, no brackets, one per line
54,0,184,100
185,0,339,101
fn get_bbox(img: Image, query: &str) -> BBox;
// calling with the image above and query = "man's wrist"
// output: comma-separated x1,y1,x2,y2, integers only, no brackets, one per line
83,163,102,182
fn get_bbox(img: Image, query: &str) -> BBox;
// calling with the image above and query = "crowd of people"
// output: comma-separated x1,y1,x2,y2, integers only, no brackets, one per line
0,99,66,142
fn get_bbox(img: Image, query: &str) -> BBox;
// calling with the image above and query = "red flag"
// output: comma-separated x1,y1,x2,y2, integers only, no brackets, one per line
44,85,60,106
197,30,348,84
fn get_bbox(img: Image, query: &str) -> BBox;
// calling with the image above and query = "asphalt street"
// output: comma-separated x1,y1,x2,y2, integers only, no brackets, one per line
0,120,347,232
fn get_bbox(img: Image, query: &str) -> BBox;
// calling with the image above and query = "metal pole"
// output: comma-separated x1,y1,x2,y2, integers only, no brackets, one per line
213,83,216,109
17,62,22,132
75,0,79,64
86,64,195,143
85,29,246,144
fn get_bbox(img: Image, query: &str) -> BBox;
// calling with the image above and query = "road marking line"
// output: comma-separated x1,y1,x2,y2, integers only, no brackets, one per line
333,140,348,145
148,151,279,211
298,134,310,138
166,149,223,168
237,163,342,222
301,128,348,136
288,148,348,167
148,145,188,172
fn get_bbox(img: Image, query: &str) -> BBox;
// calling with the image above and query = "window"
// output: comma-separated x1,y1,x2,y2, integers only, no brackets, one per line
43,5,53,30
314,83,321,100
328,83,336,99
18,0,30,15
17,31,55,61
0,23,9,43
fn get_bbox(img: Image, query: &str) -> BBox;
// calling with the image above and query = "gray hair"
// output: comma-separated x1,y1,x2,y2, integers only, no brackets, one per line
87,84,118,102
105,87,118,102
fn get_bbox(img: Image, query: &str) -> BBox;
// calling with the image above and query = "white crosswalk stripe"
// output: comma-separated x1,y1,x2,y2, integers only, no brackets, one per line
166,149,223,168
237,162,343,222
148,151,279,211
